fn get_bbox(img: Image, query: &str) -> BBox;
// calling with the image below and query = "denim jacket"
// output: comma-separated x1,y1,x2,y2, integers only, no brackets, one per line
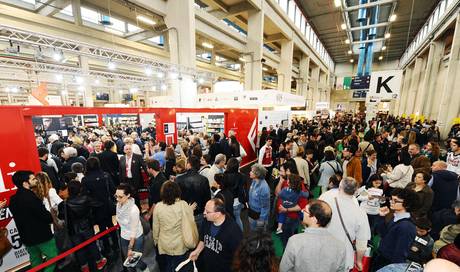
248,179,270,221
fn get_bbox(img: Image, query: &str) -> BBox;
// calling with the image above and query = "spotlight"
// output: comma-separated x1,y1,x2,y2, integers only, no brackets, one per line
378,56,383,60
108,61,116,70
239,57,246,62
341,23,346,30
350,59,354,63
389,14,397,22
382,46,387,51
348,50,352,55
334,0,342,8
169,72,178,79
53,50,63,62
145,66,153,76
262,67,268,71
345,39,350,44
95,79,100,85
202,42,214,49
385,33,391,39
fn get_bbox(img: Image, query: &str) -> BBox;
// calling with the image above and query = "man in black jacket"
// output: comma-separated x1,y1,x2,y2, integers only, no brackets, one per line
119,144,146,206
97,140,120,186
176,155,211,228
9,171,58,272
144,159,167,220
38,147,62,190
189,198,243,272
430,161,460,212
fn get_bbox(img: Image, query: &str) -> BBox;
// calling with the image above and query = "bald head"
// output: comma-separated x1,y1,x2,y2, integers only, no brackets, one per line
432,161,448,172
306,200,332,227
424,259,460,272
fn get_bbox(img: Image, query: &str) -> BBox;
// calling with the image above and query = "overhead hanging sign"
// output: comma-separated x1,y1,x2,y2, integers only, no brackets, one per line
368,70,403,99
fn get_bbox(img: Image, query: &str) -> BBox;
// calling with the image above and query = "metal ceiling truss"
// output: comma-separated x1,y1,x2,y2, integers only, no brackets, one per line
0,25,215,80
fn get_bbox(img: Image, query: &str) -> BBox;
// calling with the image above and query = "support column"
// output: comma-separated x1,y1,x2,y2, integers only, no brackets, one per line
405,57,424,115
424,41,444,118
310,66,320,110
165,0,197,107
414,45,436,115
244,9,264,90
78,56,93,107
71,0,82,26
438,14,460,138
397,66,412,115
277,39,294,92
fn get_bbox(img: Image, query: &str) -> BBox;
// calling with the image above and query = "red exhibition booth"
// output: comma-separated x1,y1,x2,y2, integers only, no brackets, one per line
0,106,258,271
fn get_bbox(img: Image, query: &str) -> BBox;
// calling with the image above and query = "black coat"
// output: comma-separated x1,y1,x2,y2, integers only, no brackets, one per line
97,150,120,185
58,195,102,236
208,143,223,164
62,156,87,174
176,170,211,215
9,188,53,246
40,159,62,190
119,153,145,191
81,170,115,219
148,172,167,206
431,170,460,212
50,141,65,156
164,158,175,180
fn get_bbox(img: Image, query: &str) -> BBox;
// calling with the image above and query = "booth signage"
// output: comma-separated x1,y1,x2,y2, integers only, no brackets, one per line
368,70,403,99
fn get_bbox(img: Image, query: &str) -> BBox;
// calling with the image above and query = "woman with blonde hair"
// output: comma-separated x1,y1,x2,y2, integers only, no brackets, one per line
35,172,62,212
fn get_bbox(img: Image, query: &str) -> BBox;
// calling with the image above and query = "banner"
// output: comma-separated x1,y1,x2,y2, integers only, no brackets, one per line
368,70,403,99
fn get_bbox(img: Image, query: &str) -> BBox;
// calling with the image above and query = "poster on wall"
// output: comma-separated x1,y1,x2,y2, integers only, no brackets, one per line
343,77,352,90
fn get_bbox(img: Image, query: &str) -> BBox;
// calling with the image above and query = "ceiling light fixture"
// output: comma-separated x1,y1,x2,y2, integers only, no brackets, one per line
382,46,387,51
262,67,268,71
334,0,342,8
202,42,214,49
348,50,352,54
389,14,397,22
52,50,63,62
350,59,354,63
341,23,346,30
239,57,246,62
378,56,383,60
145,66,153,76
136,15,156,25
108,60,116,70
345,39,350,44
385,33,391,39
95,79,100,85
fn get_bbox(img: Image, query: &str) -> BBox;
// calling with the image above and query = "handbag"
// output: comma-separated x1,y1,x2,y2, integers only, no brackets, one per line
247,208,260,220
180,202,199,249
0,227,12,258
175,258,198,272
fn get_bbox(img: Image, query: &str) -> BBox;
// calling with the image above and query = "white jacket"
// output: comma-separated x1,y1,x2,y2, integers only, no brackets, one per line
383,164,414,188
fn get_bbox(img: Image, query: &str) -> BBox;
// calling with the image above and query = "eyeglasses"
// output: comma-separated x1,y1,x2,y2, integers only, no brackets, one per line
114,195,125,199
390,198,404,204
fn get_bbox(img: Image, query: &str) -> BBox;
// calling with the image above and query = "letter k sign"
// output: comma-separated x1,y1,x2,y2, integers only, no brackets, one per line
376,76,394,93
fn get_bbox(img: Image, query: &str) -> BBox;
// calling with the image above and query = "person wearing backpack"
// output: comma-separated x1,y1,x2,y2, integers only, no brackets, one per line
319,150,342,194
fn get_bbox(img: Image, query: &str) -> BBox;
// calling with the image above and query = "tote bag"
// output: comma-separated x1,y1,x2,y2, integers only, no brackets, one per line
180,202,199,249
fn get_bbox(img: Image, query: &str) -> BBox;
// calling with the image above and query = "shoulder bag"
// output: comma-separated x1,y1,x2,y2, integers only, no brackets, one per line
334,197,362,272
180,202,199,249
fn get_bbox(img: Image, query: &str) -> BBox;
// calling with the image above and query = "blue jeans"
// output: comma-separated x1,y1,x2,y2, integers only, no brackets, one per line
248,217,267,231
120,236,147,271
280,217,300,248
233,203,243,231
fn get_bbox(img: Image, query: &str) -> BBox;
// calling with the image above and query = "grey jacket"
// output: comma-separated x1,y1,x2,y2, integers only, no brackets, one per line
280,228,347,272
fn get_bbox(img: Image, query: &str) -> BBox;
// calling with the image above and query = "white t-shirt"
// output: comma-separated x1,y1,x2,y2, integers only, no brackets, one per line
43,188,63,212
446,152,460,175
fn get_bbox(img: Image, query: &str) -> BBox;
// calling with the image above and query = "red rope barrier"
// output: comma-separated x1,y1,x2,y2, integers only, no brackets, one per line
28,225,120,272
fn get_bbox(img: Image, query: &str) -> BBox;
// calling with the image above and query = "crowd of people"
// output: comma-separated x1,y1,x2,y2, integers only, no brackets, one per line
5,114,460,272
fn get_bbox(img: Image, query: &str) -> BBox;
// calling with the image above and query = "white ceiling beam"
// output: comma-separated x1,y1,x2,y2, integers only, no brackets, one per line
37,0,71,16
344,0,396,12
349,22,390,31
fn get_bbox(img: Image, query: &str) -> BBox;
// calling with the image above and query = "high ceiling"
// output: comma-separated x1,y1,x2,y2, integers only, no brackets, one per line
297,0,440,63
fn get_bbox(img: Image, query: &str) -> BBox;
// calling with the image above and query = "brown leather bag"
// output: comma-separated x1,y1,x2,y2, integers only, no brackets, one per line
0,227,12,258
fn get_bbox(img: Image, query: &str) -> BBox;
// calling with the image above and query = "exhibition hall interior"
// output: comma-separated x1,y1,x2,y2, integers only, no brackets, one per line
0,0,459,272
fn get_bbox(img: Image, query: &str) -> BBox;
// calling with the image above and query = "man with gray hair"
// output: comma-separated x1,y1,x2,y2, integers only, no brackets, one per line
208,154,226,189
319,177,371,271
62,147,86,174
